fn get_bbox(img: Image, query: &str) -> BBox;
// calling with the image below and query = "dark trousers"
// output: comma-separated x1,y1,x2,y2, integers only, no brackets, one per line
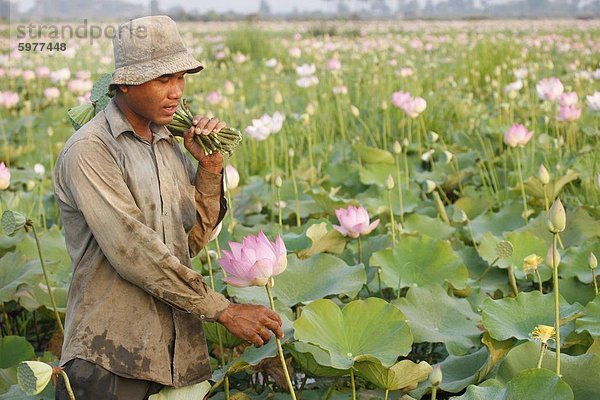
55,358,164,400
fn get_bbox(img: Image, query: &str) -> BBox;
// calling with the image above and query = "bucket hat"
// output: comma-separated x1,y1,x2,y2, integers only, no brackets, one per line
110,15,203,88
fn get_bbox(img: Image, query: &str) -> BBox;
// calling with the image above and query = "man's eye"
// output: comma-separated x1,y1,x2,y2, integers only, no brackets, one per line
158,76,170,83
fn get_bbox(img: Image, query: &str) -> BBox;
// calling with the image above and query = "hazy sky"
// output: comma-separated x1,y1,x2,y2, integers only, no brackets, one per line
16,0,500,14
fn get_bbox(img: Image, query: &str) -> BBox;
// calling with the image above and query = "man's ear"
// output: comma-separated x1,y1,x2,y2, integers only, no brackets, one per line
118,84,129,94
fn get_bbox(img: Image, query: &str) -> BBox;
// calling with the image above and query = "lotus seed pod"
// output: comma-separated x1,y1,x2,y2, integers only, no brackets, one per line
546,244,561,268
429,364,442,386
393,141,402,155
547,198,566,233
452,209,468,224
538,164,550,185
386,174,395,190
275,175,283,188
1,210,28,236
17,361,53,395
589,252,598,270
496,240,514,258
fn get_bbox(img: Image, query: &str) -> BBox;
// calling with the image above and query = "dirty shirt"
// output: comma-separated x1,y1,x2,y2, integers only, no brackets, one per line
53,99,231,387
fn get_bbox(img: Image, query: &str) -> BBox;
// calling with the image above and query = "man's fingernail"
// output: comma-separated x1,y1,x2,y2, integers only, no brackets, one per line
202,129,209,134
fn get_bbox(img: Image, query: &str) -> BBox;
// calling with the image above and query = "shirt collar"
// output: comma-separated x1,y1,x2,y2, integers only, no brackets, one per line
104,98,173,144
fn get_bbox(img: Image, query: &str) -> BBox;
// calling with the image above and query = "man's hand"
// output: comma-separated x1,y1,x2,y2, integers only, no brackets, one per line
183,116,227,174
217,303,284,347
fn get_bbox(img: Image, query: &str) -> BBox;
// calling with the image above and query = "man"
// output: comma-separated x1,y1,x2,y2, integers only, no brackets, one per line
53,15,283,400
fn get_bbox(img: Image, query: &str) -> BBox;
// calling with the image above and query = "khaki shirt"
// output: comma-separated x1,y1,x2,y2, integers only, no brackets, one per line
53,99,231,387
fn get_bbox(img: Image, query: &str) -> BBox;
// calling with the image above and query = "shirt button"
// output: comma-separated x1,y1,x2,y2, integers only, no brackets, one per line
200,314,205,319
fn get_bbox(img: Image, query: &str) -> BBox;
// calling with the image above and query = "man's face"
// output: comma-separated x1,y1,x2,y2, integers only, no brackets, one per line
121,71,186,126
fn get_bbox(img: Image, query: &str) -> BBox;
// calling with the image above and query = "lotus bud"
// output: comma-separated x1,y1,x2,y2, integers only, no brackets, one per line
386,174,395,190
381,100,388,110
17,361,53,395
1,210,29,236
288,148,295,158
275,175,283,188
589,252,598,270
429,364,442,386
423,180,436,194
427,131,439,143
306,102,315,115
443,150,454,164
421,149,435,162
546,244,561,268
547,198,566,233
538,164,550,185
393,141,402,155
402,138,409,148
350,105,360,117
274,91,283,104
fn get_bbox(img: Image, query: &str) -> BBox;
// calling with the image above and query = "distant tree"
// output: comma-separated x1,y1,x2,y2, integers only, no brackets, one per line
259,0,271,15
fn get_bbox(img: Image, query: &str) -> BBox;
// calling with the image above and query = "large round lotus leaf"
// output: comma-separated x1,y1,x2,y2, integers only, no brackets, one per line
470,203,524,242
556,277,596,306
354,359,431,391
480,291,582,344
297,223,348,259
0,336,35,369
394,285,481,355
356,185,420,217
294,298,413,370
204,322,244,348
449,379,505,400
559,242,600,283
148,380,210,400
454,195,491,220
451,369,573,400
402,214,455,241
497,341,599,400
575,296,600,338
287,342,347,378
370,235,468,290
227,253,366,307
411,346,490,398
477,231,551,280
353,142,395,165
359,162,396,186
0,252,42,304
519,208,600,249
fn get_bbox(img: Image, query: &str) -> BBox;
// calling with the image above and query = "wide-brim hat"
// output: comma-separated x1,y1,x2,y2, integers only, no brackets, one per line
110,15,203,88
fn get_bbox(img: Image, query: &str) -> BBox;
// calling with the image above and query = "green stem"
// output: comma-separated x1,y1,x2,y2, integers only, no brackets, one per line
536,343,547,369
384,389,389,400
592,269,598,296
535,269,543,293
508,265,519,296
59,370,76,400
290,162,301,227
277,185,283,234
431,384,438,400
31,225,63,334
395,154,405,223
265,283,297,400
515,148,529,223
357,236,362,265
350,368,356,400
552,233,561,376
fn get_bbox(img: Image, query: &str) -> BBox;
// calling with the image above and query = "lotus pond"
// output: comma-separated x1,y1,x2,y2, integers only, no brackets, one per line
0,19,600,400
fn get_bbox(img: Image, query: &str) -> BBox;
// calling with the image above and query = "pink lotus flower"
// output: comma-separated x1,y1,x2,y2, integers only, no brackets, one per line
504,124,534,147
205,91,222,105
558,92,578,107
0,162,10,190
245,112,285,141
586,92,600,112
536,77,564,101
557,105,581,122
0,91,19,109
327,58,341,71
67,79,93,96
219,232,287,287
44,87,60,101
391,91,411,108
402,96,427,118
332,85,348,95
288,47,301,58
333,205,380,238
35,66,50,78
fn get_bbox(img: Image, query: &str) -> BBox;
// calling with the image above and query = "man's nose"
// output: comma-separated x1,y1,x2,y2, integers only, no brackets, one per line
168,80,183,99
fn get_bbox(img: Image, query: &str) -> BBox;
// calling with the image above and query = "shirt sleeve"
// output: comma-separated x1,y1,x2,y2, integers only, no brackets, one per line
58,139,230,322
187,165,228,257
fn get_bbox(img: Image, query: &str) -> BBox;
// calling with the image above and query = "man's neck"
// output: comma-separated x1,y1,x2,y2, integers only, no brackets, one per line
114,95,153,143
